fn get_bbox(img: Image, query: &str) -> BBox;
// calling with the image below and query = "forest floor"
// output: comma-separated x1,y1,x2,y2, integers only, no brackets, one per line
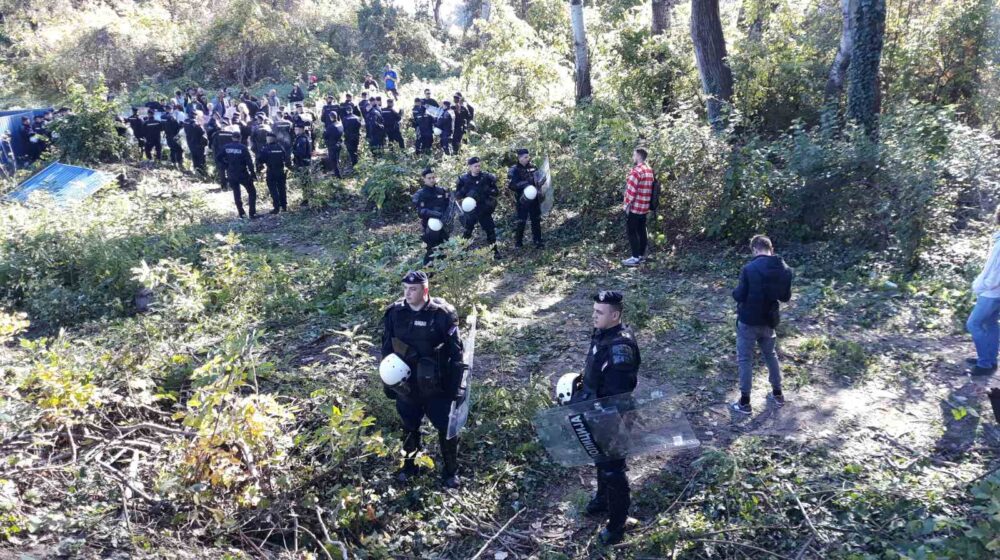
3,160,998,559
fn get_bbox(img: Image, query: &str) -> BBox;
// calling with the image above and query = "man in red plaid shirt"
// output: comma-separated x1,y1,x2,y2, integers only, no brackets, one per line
622,148,655,267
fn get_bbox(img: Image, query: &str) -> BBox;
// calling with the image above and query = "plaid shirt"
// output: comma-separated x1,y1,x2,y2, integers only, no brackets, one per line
623,162,655,215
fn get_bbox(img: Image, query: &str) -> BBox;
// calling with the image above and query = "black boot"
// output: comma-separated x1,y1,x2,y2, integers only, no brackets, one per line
585,470,608,515
602,463,630,544
514,221,525,248
396,430,422,483
439,431,461,489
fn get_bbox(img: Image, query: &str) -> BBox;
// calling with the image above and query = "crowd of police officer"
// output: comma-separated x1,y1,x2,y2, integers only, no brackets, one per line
113,78,477,219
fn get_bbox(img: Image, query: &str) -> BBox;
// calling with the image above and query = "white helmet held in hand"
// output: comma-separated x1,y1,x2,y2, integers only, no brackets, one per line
428,217,444,231
523,185,538,200
555,372,582,405
461,197,477,212
379,354,411,386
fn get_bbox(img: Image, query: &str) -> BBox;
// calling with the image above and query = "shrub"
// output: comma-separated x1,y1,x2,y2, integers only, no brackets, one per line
50,81,128,164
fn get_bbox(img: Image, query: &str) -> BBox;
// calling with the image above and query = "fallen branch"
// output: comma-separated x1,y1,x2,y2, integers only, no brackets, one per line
689,538,792,560
469,508,525,560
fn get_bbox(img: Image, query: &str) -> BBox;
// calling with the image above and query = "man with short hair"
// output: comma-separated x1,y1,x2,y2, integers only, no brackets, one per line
257,131,292,214
184,113,208,176
383,64,399,100
730,235,794,415
456,156,500,259
382,98,405,150
142,110,164,160
508,148,543,249
164,107,184,169
220,134,258,219
422,89,439,108
576,290,640,545
381,271,467,488
451,96,471,154
292,124,314,206
289,82,305,104
622,148,655,267
412,168,452,265
436,101,454,155
413,100,435,156
342,109,362,165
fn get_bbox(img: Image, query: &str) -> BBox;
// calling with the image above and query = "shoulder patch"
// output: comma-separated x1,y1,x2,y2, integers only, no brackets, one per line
610,344,637,367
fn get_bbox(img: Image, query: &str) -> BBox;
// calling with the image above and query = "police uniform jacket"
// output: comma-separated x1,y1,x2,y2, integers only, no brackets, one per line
220,141,255,180
292,134,312,167
575,323,640,402
456,172,499,212
381,297,465,399
412,185,451,229
256,142,291,175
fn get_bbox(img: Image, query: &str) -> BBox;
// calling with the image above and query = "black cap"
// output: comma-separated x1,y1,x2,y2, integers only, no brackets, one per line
467,157,480,165
421,167,434,177
295,102,303,107
516,148,529,156
402,271,429,285
594,290,623,305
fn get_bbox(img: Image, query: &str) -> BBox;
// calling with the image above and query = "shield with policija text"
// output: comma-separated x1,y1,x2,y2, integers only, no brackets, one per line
535,156,554,216
533,383,700,467
446,313,476,440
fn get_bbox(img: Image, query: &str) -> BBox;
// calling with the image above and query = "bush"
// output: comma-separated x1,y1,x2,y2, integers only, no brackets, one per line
51,81,128,164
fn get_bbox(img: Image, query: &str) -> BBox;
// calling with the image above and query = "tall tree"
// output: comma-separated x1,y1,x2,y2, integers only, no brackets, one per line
822,0,857,131
570,0,592,102
690,0,734,128
846,0,886,136
651,0,677,35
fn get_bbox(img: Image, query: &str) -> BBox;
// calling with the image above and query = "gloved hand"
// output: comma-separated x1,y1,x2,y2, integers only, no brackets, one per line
383,383,397,401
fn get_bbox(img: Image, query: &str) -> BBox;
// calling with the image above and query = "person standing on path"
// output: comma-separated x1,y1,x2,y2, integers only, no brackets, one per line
967,205,1000,376
622,148,655,267
730,235,794,415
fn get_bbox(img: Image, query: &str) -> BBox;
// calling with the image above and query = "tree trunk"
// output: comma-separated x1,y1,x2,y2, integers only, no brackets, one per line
821,0,857,131
434,0,443,28
690,0,734,129
738,0,778,43
651,0,674,35
846,0,886,136
570,0,592,102
480,0,491,21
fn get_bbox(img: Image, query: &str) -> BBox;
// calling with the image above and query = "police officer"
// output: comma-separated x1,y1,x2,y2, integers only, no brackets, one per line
382,99,404,151
292,124,313,206
422,88,439,108
575,290,640,545
366,99,386,155
452,96,471,154
341,93,362,118
256,131,292,214
184,113,208,176
380,271,466,488
143,111,164,160
220,135,258,219
127,108,146,157
508,148,543,249
412,168,452,265
211,122,232,190
323,112,344,179
250,113,271,158
436,101,454,155
456,157,500,259
321,95,339,127
164,108,184,169
342,109,362,166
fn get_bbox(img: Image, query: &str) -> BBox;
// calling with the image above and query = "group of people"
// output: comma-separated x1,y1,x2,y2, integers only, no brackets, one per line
15,109,70,165
113,68,476,218
377,234,795,545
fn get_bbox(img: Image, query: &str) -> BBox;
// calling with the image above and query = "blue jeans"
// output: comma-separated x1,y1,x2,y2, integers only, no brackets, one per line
967,296,1000,368
737,322,782,395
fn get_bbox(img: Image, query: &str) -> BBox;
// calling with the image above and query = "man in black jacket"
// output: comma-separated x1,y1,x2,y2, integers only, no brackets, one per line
142,112,164,160
164,108,184,169
451,96,471,154
126,109,145,157
184,114,208,176
413,100,434,155
730,235,794,415
220,137,258,219
436,101,453,155
507,148,543,249
382,99,405,150
366,100,386,155
575,290,640,546
412,168,452,265
323,113,344,179
256,131,292,214
456,157,500,259
292,124,314,206
381,271,467,488
342,110,361,165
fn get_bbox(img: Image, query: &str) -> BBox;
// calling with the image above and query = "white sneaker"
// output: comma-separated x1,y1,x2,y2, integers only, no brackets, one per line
622,257,641,267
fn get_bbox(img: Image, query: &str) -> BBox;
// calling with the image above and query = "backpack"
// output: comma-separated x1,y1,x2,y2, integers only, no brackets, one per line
649,170,662,214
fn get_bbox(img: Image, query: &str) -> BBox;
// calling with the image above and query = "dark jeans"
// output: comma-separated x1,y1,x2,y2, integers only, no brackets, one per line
736,321,782,395
515,199,542,246
626,212,648,258
228,175,257,217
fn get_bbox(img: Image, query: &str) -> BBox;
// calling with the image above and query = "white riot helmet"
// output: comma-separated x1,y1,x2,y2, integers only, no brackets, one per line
555,373,582,405
461,197,477,212
428,217,444,231
379,354,411,386
523,185,538,200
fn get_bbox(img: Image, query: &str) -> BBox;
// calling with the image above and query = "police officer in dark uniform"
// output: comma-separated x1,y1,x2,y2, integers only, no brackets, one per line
412,168,452,265
185,114,208,176
212,124,233,190
382,99,405,151
456,157,500,259
381,271,466,488
341,109,362,165
341,93,362,118
143,111,164,160
508,148,544,249
127,108,145,157
323,112,344,179
220,136,258,219
366,101,386,155
574,290,640,545
164,108,184,169
292,124,313,206
256,131,292,214
321,95,339,127
435,101,453,155
412,99,434,155
452,96,471,154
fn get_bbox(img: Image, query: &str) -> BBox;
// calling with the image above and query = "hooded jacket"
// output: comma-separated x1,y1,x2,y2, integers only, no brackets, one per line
732,254,794,327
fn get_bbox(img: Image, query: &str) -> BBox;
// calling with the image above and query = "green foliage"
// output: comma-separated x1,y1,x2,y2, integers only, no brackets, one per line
51,81,128,164
426,237,494,317
358,156,415,214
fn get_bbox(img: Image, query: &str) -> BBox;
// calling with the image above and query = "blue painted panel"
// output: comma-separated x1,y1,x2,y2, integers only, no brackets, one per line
8,162,113,205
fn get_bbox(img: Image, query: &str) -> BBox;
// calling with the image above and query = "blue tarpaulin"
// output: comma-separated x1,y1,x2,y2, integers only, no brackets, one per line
7,162,113,205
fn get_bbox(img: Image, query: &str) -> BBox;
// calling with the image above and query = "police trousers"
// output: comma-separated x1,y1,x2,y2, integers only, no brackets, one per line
515,199,542,245
462,209,497,245
265,170,287,211
595,458,629,531
228,175,257,217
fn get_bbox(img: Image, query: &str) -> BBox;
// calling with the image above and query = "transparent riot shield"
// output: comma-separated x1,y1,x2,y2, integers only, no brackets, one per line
533,383,700,467
535,156,554,215
447,314,477,439
424,105,444,119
